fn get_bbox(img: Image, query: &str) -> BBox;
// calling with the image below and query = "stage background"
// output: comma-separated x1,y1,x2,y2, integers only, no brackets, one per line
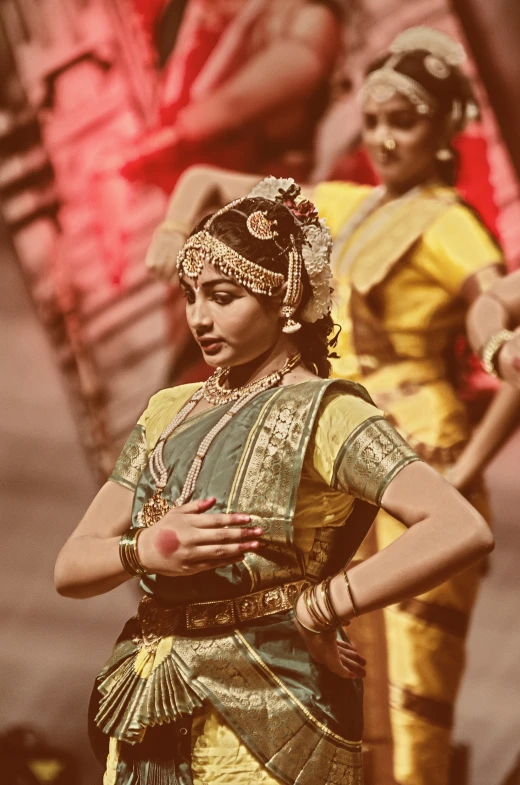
1,1,520,782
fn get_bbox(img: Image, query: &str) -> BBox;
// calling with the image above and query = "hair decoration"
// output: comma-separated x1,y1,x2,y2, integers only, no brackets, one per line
424,54,450,80
249,177,333,324
359,69,437,116
176,231,284,295
390,26,466,67
246,210,278,240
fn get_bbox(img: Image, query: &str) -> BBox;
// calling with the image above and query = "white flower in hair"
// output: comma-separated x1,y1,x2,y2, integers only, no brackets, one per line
249,176,297,201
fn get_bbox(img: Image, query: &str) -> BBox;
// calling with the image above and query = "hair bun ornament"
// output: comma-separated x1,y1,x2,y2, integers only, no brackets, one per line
247,211,278,240
390,26,466,67
248,176,333,324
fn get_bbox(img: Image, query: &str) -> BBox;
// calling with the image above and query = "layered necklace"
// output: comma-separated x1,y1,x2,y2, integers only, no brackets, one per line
137,353,301,528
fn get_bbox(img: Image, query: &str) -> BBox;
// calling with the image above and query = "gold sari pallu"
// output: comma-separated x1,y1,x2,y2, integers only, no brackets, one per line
136,579,310,639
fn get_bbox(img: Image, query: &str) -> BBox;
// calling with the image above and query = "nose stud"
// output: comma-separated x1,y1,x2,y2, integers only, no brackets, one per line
382,139,396,152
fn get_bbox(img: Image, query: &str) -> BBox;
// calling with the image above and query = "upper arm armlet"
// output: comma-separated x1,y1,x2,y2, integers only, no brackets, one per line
331,416,420,506
109,424,148,492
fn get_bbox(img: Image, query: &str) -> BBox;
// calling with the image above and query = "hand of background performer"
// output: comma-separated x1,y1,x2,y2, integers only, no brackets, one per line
293,595,366,680
137,497,262,577
498,328,520,388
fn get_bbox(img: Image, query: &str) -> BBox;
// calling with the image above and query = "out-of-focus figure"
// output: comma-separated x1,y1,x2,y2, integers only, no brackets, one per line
122,0,345,192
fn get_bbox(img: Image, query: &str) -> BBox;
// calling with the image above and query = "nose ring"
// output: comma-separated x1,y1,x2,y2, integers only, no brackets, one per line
382,139,396,152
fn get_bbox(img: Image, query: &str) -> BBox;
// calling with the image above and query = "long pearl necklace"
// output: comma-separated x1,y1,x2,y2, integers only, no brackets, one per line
137,354,301,527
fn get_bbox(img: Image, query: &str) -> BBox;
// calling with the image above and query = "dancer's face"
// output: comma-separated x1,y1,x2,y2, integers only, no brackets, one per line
181,263,282,368
362,93,445,191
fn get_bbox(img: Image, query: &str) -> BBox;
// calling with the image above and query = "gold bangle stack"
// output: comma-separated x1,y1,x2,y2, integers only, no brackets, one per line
479,329,515,378
119,528,148,578
293,577,345,634
342,569,360,617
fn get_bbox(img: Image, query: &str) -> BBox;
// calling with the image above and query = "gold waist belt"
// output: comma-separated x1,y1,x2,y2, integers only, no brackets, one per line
137,579,309,640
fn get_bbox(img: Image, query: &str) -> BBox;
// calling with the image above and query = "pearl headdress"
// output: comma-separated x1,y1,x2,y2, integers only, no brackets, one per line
176,179,333,330
358,26,477,131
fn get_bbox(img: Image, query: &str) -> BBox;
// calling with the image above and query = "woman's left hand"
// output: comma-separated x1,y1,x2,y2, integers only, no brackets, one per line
293,597,366,679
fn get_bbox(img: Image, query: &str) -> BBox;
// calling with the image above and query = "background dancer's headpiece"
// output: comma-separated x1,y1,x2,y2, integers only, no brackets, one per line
176,177,333,332
358,26,478,132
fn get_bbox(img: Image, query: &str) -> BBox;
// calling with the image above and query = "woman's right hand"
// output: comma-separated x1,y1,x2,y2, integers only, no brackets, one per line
137,497,262,577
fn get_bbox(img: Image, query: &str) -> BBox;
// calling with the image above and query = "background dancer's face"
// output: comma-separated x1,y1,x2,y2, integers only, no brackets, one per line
362,93,447,192
181,263,282,368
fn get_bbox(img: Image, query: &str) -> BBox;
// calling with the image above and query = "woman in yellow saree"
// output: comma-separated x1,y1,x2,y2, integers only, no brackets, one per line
55,180,493,785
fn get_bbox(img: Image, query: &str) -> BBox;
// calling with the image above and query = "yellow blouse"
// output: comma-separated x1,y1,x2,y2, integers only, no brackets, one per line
313,181,504,381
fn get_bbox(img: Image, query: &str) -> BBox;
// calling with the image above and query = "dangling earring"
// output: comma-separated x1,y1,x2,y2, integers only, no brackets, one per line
436,147,453,161
281,241,302,334
281,305,301,334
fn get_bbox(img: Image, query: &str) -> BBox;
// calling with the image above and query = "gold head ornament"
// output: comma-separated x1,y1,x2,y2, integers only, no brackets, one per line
359,26,474,130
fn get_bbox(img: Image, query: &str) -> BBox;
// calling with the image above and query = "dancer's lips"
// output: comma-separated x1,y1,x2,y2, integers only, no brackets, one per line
198,337,224,355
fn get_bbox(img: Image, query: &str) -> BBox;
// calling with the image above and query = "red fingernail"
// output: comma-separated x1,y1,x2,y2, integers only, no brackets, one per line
253,528,263,535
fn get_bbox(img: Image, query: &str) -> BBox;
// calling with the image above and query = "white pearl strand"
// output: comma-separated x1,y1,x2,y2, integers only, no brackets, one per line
137,358,299,525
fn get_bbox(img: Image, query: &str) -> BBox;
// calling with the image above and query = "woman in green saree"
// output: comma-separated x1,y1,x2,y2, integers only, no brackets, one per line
55,179,493,785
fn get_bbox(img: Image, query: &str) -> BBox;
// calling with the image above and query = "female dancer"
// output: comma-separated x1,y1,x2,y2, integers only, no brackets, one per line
55,181,493,785
150,27,507,785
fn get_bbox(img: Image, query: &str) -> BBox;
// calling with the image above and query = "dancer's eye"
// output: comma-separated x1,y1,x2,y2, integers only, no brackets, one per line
212,293,234,305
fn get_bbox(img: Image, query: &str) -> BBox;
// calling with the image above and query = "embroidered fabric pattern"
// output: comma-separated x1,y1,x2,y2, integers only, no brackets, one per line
109,425,148,491
332,415,420,506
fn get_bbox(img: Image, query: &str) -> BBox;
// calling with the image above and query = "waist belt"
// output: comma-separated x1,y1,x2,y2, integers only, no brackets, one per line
136,579,309,643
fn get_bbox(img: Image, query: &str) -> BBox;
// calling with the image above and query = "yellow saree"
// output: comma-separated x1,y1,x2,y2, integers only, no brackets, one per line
314,180,504,785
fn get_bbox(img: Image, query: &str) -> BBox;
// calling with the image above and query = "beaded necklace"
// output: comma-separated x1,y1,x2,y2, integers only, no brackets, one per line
137,354,301,528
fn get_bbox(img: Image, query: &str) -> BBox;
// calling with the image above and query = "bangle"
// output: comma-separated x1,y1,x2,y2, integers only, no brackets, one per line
304,585,330,629
342,569,360,617
309,584,335,630
161,219,191,237
479,329,515,378
293,591,331,634
119,528,148,577
322,577,344,626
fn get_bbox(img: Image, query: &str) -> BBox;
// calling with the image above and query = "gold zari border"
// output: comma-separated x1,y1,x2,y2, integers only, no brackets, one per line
332,415,420,506
173,630,363,785
109,424,148,492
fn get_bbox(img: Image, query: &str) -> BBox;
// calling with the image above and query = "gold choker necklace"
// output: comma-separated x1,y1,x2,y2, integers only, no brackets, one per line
203,353,302,406
136,352,302,526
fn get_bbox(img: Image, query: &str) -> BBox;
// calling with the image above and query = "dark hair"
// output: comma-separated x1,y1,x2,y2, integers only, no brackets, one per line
191,197,338,378
367,50,478,185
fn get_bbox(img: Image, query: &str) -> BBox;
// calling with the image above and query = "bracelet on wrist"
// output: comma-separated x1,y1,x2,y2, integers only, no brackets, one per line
161,218,191,237
342,569,360,617
322,576,344,626
119,527,148,578
479,329,515,378
293,587,334,634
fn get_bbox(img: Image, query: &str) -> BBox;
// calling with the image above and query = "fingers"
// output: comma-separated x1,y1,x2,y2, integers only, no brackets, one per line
186,555,246,573
175,497,216,514
337,640,366,665
194,526,263,546
195,511,252,528
338,654,366,679
193,541,261,561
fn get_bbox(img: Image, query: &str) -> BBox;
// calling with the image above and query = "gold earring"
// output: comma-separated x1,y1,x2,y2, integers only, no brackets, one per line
382,139,396,152
436,147,453,161
281,305,301,334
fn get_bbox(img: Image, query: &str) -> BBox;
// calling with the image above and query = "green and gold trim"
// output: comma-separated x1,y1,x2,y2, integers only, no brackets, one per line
332,415,420,506
109,424,148,492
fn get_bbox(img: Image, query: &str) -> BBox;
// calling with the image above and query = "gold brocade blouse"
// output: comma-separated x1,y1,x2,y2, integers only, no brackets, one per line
112,382,417,560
